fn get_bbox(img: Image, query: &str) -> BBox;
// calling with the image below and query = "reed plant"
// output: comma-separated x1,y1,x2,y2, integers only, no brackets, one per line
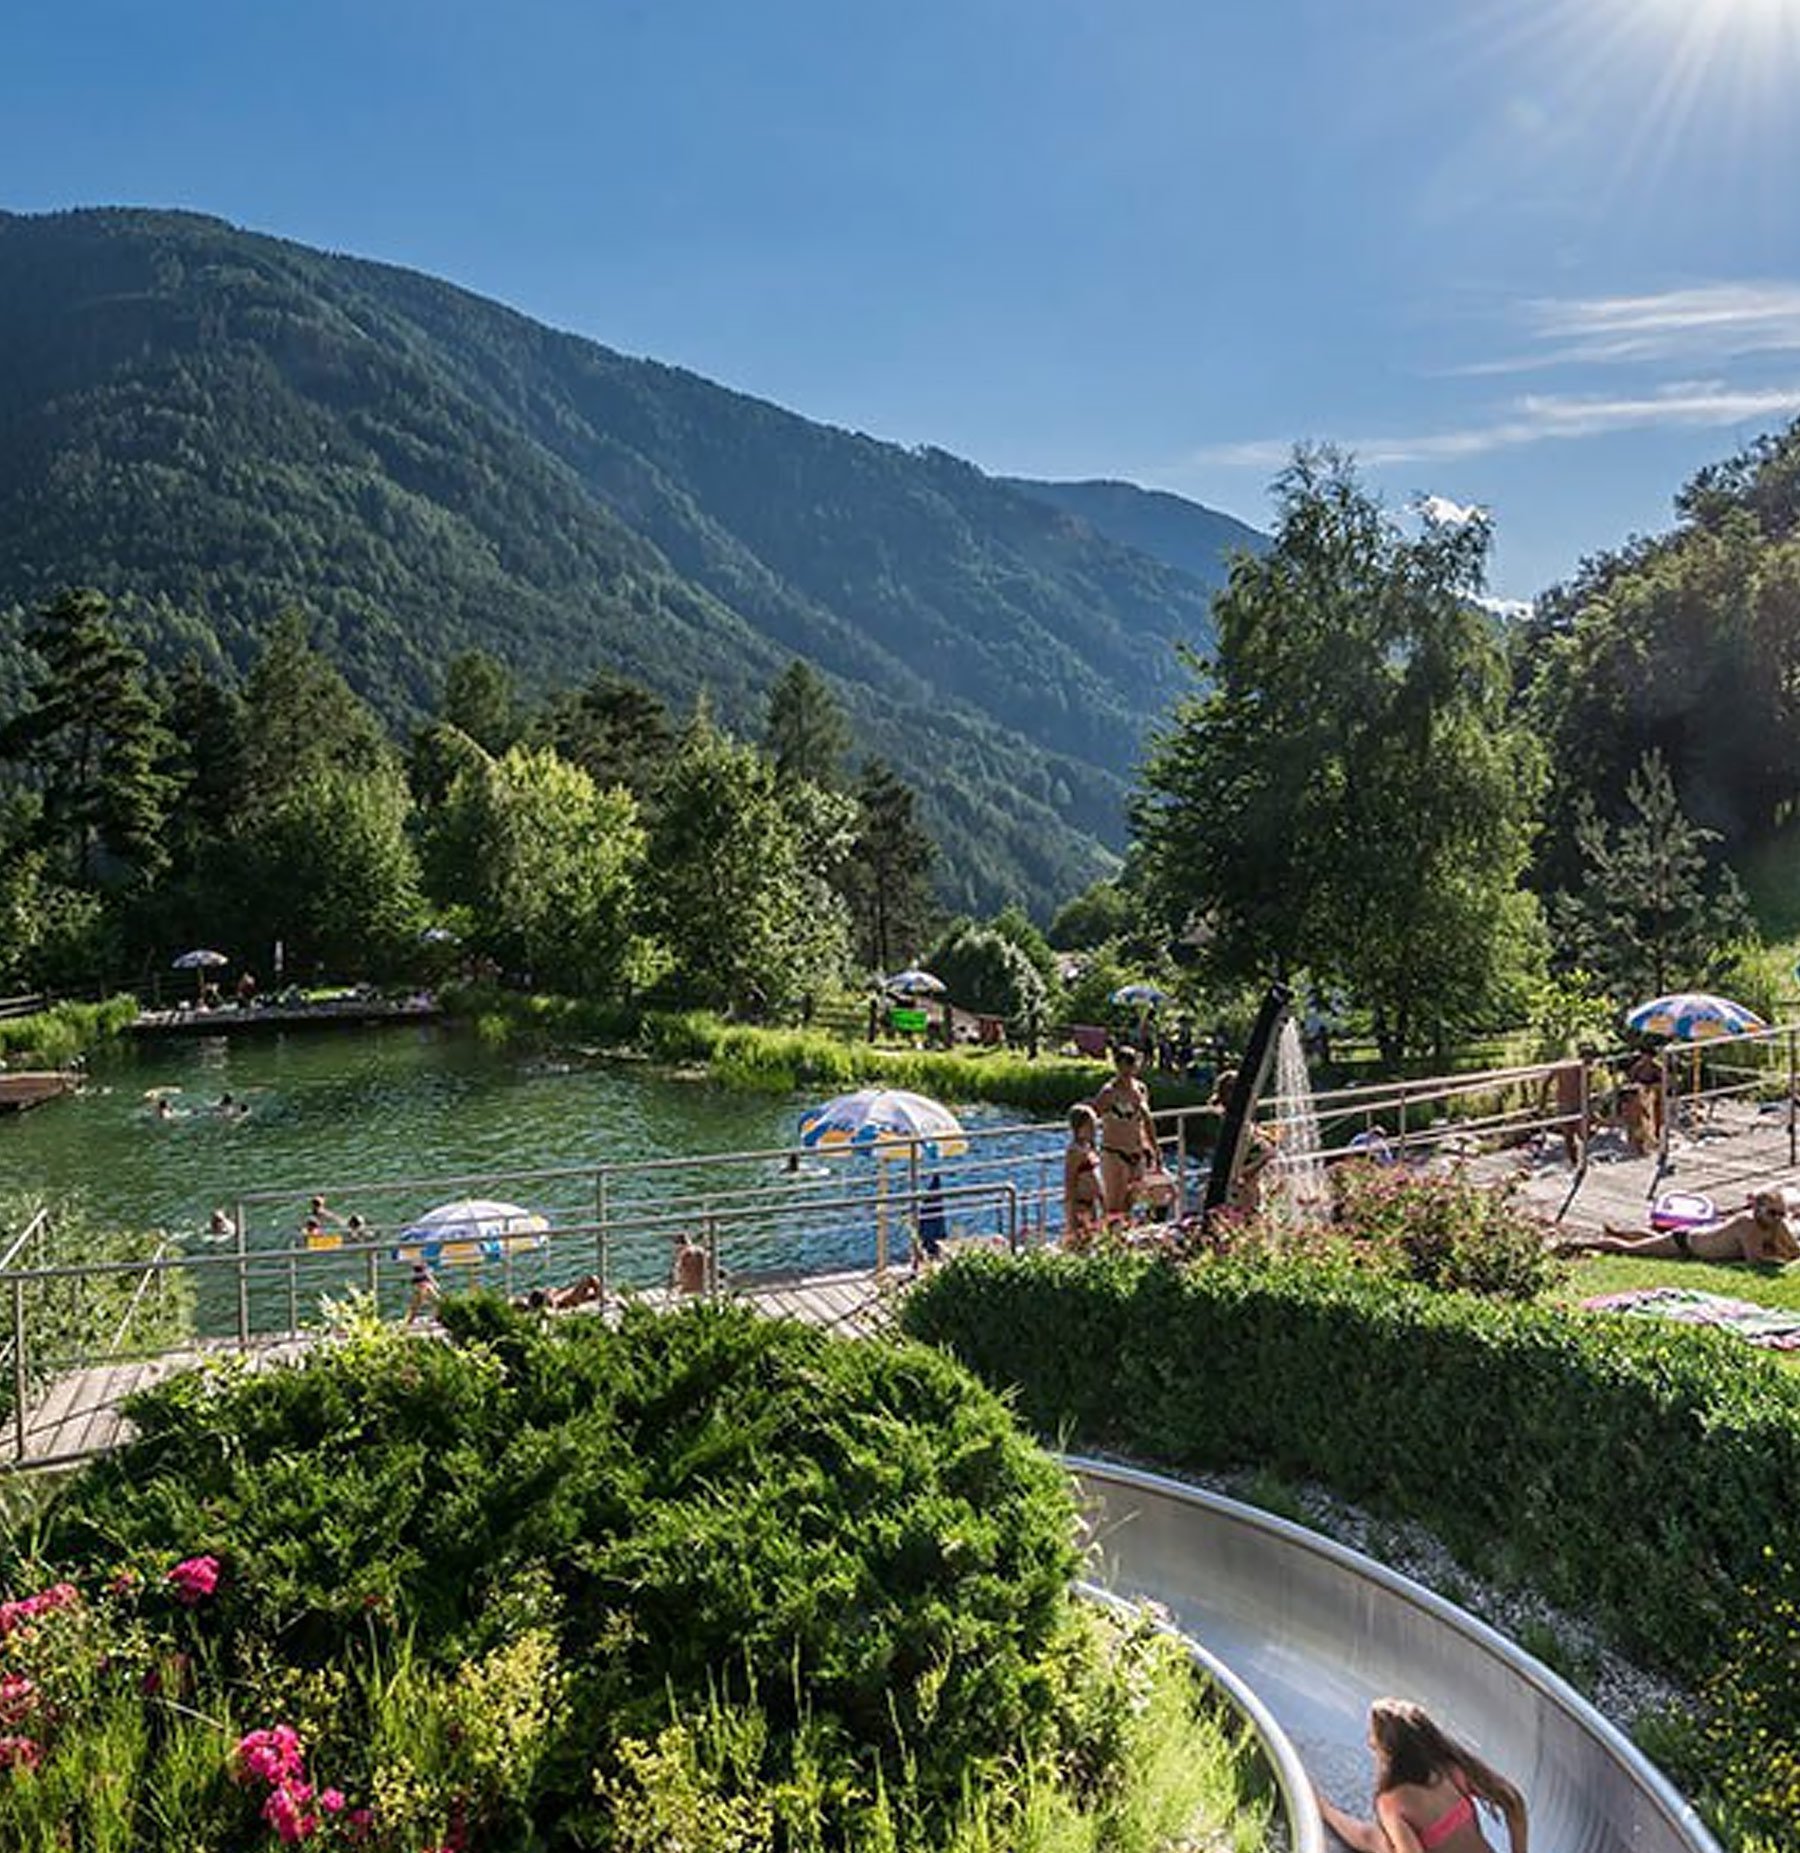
0,995,137,1068
0,1193,193,1425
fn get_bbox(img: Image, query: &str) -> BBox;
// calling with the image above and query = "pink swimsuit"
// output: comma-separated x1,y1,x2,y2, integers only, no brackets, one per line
1411,1784,1475,1850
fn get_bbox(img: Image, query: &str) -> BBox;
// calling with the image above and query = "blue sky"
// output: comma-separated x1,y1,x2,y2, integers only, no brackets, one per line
6,0,1800,602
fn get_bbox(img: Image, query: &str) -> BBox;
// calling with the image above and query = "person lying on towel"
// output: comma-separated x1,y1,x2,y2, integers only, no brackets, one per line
1556,1189,1800,1265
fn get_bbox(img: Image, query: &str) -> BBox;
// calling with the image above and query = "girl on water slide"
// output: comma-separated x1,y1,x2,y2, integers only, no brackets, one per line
1316,1697,1528,1853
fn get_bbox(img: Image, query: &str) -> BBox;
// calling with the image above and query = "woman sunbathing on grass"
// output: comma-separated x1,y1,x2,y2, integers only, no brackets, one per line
1555,1189,1800,1266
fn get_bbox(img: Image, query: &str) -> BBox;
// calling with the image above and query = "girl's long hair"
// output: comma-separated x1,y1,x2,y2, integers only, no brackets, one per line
1370,1698,1523,1817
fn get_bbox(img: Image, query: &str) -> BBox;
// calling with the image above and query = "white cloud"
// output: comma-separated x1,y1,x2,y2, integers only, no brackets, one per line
1460,281,1800,376
1476,594,1533,622
1187,379,1800,470
1420,493,1484,526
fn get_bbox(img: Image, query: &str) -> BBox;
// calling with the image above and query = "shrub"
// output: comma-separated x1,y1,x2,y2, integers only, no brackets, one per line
901,1249,1800,1685
0,995,137,1068
10,1301,1258,1847
1693,1550,1800,1846
1329,1164,1559,1299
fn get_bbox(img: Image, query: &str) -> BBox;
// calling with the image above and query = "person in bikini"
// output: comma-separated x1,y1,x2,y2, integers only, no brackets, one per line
1063,1102,1105,1247
1316,1696,1527,1853
1090,1045,1159,1216
1555,1188,1800,1265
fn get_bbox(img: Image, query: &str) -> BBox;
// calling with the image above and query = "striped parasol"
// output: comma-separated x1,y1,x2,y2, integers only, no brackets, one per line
798,1087,968,1160
1624,992,1765,1044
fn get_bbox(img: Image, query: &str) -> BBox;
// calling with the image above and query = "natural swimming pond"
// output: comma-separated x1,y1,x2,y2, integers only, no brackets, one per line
3,1024,1051,1327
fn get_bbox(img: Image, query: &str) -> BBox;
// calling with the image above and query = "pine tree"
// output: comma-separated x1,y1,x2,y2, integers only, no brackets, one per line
842,759,937,974
0,588,176,887
1556,750,1754,1000
763,660,851,788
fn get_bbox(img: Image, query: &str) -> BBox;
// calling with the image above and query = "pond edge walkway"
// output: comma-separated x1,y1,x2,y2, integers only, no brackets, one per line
4,1266,901,1471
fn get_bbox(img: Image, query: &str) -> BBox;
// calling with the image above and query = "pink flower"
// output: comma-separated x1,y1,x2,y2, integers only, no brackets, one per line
234,1724,306,1786
0,1581,80,1638
0,1674,34,1726
167,1555,221,1606
263,1779,319,1843
0,1734,41,1770
320,1788,346,1814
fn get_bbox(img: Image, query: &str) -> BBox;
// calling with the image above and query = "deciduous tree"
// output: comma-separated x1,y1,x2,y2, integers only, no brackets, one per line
1136,447,1543,1061
646,715,849,1011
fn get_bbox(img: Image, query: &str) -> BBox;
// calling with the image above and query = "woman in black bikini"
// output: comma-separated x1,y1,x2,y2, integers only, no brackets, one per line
1090,1046,1159,1216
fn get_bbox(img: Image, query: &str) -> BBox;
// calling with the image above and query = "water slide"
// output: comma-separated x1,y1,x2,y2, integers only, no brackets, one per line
1068,1458,1722,1853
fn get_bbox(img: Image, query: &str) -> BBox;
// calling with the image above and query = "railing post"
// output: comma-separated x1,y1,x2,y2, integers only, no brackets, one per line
365,1243,380,1318
705,1213,720,1301
287,1252,299,1339
596,1170,609,1300
234,1199,250,1346
10,1277,26,1463
1789,1028,1796,1170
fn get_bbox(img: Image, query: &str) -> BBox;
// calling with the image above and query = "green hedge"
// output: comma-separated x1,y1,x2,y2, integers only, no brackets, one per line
900,1250,1800,1683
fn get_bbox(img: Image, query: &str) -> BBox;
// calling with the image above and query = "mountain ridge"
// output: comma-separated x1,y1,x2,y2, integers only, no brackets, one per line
0,205,1258,915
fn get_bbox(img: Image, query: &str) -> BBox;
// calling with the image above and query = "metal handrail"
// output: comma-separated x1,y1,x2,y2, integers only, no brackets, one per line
105,1232,179,1355
1074,1580,1324,1853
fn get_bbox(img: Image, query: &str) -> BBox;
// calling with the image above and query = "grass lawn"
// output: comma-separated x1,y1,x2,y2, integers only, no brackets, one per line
1551,1253,1800,1367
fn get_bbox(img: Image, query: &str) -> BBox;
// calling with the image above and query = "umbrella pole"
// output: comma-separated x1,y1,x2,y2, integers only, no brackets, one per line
1647,1048,1674,1201
876,1168,888,1279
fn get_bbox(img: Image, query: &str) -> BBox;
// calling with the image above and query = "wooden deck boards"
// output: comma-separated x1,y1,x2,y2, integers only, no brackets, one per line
1481,1098,1800,1233
4,1266,905,1469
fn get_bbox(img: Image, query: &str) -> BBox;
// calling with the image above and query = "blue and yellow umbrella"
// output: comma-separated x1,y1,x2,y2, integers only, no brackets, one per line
393,1197,551,1268
1624,992,1765,1044
798,1087,968,1160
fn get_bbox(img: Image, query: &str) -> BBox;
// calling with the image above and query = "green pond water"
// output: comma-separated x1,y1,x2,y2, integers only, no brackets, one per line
3,1024,1043,1330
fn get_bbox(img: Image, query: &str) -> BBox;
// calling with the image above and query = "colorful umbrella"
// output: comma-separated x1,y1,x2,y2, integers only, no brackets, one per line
1624,993,1766,1043
1110,983,1169,1008
798,1087,968,1159
394,1198,550,1267
171,948,229,970
882,968,946,997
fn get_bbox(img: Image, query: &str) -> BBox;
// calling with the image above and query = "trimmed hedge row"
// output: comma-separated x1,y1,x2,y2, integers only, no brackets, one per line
899,1250,1800,1682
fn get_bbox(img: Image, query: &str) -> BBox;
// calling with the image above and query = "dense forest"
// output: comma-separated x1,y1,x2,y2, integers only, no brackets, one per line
0,207,1258,920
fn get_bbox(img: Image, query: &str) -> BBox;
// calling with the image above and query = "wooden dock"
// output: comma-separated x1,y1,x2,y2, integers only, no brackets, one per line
0,1070,79,1113
131,996,442,1037
1477,1095,1800,1234
2,1265,901,1470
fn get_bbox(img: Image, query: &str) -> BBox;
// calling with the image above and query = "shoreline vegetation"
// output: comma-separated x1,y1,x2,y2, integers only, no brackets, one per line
0,986,1218,1115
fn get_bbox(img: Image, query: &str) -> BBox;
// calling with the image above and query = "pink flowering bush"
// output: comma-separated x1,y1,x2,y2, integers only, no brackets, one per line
168,1553,222,1606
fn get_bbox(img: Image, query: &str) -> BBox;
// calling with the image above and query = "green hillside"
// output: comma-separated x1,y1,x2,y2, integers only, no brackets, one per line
1002,476,1267,582
0,206,1248,916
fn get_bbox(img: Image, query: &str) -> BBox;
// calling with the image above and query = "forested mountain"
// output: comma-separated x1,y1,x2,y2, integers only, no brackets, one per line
1002,477,1267,584
0,206,1252,916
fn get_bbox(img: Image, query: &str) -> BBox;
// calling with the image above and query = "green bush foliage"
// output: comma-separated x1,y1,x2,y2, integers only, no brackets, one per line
1326,1165,1559,1299
1691,1550,1800,1846
5,1301,1250,1848
900,1249,1800,1685
0,995,137,1067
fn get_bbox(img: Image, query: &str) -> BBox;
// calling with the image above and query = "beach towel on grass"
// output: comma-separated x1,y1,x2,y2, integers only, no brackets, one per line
1581,1287,1800,1350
